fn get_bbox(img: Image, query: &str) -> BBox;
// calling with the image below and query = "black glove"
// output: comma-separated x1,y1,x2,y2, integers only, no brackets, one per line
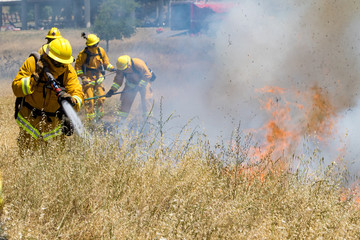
149,70,156,82
62,116,74,136
58,91,76,106
105,89,115,98
81,76,90,85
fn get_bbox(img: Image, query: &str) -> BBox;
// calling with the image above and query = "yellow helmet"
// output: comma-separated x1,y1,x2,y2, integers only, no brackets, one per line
116,55,131,70
42,38,74,64
86,34,100,46
46,27,62,39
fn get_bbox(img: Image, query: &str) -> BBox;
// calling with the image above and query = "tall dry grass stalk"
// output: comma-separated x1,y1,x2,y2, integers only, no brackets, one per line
0,86,360,239
1,30,360,239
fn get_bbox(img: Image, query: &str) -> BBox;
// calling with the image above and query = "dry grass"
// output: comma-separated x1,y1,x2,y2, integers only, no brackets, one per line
1,29,360,239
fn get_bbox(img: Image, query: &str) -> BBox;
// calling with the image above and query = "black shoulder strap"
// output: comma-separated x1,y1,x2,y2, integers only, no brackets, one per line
84,47,103,65
97,47,103,61
131,59,141,75
84,47,92,65
57,73,65,86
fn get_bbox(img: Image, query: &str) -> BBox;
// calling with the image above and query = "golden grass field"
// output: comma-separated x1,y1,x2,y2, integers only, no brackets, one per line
1,28,360,239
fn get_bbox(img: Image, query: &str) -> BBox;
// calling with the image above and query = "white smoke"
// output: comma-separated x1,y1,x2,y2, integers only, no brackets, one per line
207,1,302,130
202,0,360,168
151,0,360,170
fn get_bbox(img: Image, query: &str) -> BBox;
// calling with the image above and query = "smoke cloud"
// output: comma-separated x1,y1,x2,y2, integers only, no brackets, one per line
199,0,360,166
210,0,360,114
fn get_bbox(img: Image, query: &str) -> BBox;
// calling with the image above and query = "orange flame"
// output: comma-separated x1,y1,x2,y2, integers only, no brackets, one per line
340,184,360,207
303,85,337,141
231,85,339,182
251,86,299,162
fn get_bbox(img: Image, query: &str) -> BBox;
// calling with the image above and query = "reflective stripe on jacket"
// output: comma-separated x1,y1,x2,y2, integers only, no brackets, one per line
16,112,62,141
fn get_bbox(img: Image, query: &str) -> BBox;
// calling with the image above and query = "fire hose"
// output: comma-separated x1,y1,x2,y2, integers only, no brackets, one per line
84,89,133,101
45,72,63,97
102,71,117,78
45,70,77,136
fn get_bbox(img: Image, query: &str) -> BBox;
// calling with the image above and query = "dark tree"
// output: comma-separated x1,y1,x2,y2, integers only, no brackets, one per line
93,0,138,51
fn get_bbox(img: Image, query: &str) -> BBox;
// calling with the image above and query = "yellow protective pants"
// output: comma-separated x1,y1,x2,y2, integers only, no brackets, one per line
83,83,106,120
16,107,65,155
118,83,153,119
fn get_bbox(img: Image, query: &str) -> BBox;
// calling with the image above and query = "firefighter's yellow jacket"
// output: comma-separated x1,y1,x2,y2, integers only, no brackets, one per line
109,58,153,119
13,54,83,112
12,53,83,141
75,46,114,82
110,58,152,91
75,46,114,120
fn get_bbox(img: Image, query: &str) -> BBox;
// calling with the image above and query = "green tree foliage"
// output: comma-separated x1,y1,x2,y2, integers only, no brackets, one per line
135,0,168,27
93,0,138,51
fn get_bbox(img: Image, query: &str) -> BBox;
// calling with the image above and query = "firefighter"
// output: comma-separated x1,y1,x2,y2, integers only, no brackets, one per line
105,55,155,121
12,38,84,153
75,33,116,121
38,27,62,55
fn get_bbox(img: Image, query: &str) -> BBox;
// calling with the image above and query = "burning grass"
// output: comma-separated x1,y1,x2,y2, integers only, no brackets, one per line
2,29,360,239
0,88,360,239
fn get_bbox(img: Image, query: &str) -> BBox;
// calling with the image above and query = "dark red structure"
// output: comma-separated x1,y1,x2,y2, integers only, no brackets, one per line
169,1,234,34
